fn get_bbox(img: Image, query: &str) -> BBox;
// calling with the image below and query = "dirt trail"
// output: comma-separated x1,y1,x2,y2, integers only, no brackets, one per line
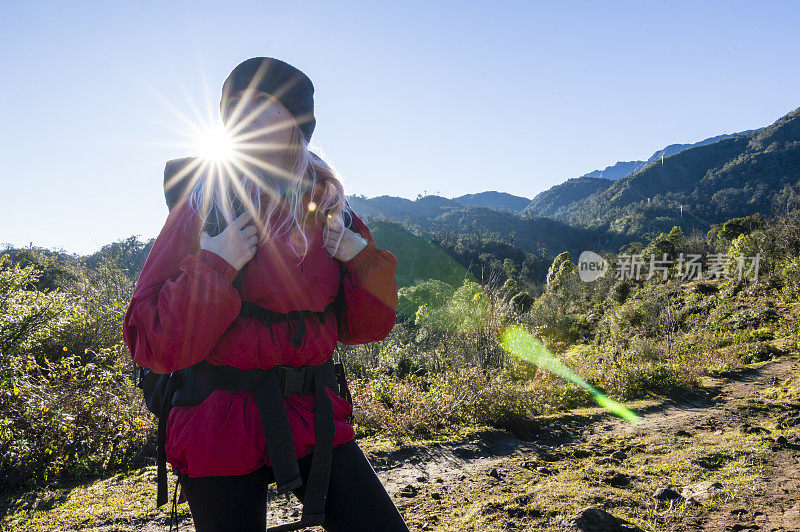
583,358,800,438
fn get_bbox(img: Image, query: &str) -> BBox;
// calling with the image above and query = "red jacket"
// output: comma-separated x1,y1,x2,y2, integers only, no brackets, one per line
122,185,398,478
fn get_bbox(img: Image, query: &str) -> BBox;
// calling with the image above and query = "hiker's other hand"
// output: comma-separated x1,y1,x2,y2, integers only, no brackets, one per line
324,224,368,262
199,210,259,271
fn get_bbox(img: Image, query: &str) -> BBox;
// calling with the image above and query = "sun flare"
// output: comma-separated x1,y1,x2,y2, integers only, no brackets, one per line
193,121,236,163
143,75,319,219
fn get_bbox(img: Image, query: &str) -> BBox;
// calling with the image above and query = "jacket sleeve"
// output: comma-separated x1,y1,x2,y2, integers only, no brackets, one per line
122,197,243,374
336,210,398,345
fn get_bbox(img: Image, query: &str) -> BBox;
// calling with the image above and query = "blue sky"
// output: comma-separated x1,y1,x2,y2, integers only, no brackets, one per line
1,1,799,256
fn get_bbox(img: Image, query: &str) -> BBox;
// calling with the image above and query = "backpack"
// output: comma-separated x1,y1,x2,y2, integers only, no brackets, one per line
136,367,172,417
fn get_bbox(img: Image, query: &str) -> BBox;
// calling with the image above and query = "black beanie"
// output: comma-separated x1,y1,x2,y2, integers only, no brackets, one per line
219,57,316,143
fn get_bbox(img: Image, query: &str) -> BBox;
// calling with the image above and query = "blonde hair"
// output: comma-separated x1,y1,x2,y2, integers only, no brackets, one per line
187,122,352,265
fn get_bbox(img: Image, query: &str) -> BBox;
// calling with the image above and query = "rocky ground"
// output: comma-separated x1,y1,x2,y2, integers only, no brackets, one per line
3,355,799,531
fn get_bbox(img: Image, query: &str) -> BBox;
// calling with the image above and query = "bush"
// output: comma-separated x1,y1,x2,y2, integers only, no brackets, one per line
0,253,151,493
605,362,689,399
610,281,632,304
509,291,534,314
780,256,800,303
1,347,153,491
628,336,664,363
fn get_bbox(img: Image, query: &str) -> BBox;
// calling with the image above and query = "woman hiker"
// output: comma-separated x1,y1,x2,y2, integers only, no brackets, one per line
123,57,410,531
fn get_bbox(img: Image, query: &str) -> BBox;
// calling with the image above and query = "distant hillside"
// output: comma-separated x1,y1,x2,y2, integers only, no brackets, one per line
451,191,531,212
427,207,607,262
522,131,759,219
365,212,605,288
581,160,644,181
346,191,531,222
554,107,800,237
346,194,463,222
523,176,614,218
579,130,758,182
642,131,758,167
344,191,602,273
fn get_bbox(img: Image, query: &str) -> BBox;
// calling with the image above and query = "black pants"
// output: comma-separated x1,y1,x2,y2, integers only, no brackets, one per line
177,440,410,532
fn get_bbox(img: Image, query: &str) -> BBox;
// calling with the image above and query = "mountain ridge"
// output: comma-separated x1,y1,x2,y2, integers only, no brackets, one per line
580,130,760,181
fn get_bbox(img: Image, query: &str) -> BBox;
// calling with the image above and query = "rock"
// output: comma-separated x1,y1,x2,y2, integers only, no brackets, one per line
610,450,627,460
459,474,466,481
435,477,444,483
488,468,502,479
776,435,789,446
431,492,441,500
536,467,553,475
416,475,428,482
675,429,692,437
653,487,684,511
602,472,631,487
653,487,682,500
681,480,723,500
596,456,619,465
561,506,643,531
522,460,539,470
399,484,418,498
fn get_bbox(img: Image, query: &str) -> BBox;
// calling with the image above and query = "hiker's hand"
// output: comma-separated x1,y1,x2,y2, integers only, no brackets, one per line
199,210,259,271
324,222,368,262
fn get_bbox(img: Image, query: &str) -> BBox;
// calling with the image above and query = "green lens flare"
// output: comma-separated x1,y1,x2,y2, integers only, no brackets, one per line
499,325,641,424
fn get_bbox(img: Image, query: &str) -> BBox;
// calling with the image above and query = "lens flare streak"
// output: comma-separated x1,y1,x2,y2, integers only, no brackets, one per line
499,325,641,424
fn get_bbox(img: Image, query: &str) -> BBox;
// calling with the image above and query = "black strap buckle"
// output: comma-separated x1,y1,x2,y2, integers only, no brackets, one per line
278,365,311,396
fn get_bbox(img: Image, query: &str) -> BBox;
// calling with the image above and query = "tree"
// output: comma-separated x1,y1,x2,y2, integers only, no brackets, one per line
546,251,576,292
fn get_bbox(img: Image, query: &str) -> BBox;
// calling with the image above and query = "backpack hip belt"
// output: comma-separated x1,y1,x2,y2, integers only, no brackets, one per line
154,300,353,532
239,300,332,349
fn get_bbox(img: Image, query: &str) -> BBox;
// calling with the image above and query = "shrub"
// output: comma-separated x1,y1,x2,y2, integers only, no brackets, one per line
610,281,632,304
0,253,151,493
1,347,152,491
